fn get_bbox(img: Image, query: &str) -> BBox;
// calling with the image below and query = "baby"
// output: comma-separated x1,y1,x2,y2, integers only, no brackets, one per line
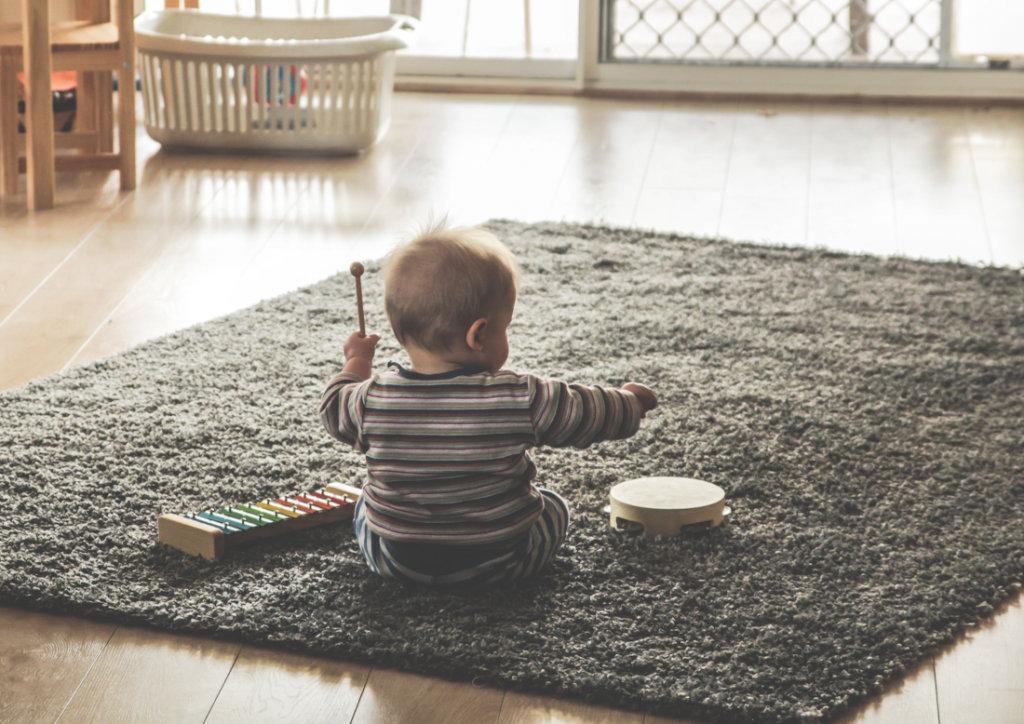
320,222,657,586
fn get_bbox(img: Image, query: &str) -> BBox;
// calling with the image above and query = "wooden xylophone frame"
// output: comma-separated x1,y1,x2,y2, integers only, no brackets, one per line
158,483,362,559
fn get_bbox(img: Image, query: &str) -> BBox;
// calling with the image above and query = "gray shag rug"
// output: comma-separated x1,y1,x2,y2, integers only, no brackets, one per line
2,221,1023,723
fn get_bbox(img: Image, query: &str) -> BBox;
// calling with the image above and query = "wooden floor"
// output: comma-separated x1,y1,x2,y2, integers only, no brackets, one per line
1,92,1023,724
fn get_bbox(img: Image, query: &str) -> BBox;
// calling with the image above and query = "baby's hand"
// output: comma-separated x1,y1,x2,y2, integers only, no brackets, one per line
344,330,381,362
622,383,658,416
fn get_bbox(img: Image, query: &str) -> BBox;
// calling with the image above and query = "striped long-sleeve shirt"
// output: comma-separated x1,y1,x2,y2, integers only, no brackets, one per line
320,362,644,545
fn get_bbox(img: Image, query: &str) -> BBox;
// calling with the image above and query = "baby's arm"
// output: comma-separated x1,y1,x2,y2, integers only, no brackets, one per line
622,383,658,415
529,376,657,449
319,330,380,451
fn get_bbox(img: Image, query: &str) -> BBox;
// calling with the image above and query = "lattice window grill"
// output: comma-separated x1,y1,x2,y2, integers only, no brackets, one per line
604,0,944,65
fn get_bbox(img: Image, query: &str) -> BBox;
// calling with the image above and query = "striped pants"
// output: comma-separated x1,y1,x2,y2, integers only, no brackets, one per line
353,489,570,587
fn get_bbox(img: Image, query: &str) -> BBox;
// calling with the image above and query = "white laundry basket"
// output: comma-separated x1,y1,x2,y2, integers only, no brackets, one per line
134,11,417,154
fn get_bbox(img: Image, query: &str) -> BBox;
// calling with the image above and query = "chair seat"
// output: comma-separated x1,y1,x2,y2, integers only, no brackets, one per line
0,21,119,56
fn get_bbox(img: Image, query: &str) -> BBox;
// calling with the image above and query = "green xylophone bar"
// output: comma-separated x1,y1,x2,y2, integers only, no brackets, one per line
157,483,362,559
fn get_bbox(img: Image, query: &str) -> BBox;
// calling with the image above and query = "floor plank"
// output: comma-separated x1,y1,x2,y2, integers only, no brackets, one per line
468,99,585,224
810,104,893,186
807,179,898,257
0,607,116,724
64,218,286,369
969,148,1024,268
886,106,991,263
0,204,128,327
633,187,724,238
644,102,736,192
832,658,940,724
0,233,90,325
719,104,813,246
204,645,370,724
350,667,504,724
549,100,664,226
497,691,643,724
933,592,1024,724
360,95,519,228
632,102,735,236
644,715,704,724
54,625,241,724
0,285,133,390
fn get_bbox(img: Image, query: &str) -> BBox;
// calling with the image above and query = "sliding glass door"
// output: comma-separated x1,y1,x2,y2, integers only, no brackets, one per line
144,0,1024,94
603,0,950,66
391,0,579,82
583,0,1024,98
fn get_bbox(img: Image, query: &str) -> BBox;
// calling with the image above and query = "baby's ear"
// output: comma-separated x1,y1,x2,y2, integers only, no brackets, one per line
466,318,488,351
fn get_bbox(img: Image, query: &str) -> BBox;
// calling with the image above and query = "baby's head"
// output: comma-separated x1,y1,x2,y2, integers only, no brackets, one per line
382,221,519,372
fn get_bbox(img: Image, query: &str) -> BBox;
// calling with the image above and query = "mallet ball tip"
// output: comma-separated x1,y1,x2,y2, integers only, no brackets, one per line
350,262,365,277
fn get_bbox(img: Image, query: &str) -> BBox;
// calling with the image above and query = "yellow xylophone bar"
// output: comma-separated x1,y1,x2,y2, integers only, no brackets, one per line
158,483,362,559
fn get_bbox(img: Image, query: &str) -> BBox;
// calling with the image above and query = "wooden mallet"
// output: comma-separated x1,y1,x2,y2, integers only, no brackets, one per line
350,262,366,335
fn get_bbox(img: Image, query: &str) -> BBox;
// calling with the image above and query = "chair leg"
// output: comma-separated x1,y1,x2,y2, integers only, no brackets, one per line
22,0,56,211
74,3,104,154
117,66,136,191
0,61,19,195
76,71,99,152
116,0,138,192
97,71,114,154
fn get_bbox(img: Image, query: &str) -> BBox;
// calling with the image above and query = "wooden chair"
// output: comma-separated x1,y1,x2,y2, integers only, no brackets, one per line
0,0,136,210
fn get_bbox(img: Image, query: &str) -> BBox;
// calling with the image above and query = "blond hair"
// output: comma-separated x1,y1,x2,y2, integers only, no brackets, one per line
382,221,520,353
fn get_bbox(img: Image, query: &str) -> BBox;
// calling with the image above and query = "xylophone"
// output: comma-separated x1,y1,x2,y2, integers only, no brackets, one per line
158,483,362,559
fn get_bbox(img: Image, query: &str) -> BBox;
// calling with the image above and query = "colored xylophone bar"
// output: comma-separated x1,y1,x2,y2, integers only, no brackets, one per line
158,483,362,560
